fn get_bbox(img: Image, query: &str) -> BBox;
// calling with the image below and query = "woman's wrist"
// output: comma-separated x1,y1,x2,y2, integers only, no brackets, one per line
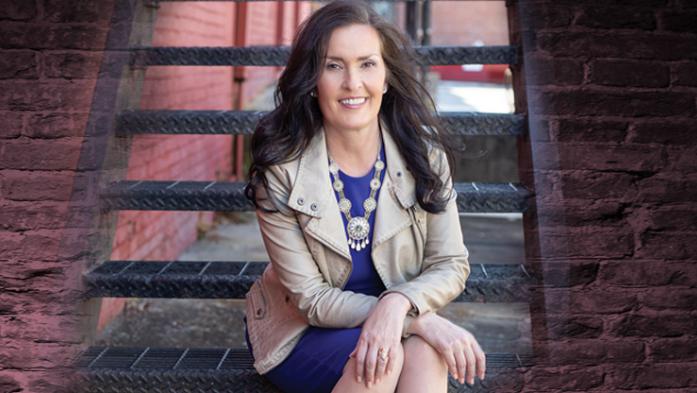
410,311,438,335
380,292,413,315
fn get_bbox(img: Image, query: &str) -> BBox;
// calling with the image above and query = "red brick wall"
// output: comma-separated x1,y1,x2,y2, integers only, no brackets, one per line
99,2,238,334
238,2,313,107
99,1,314,333
513,0,697,390
0,1,116,391
431,2,509,45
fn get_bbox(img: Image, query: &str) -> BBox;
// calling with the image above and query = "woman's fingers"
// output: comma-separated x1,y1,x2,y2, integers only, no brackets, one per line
442,347,458,382
374,345,389,384
463,343,477,385
454,343,467,385
364,343,378,388
354,340,368,384
473,341,486,380
385,345,395,375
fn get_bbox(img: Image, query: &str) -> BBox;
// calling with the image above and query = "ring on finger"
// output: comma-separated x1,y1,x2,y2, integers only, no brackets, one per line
377,347,390,362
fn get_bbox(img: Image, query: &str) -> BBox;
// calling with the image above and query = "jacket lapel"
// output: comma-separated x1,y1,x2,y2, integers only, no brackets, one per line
371,121,415,251
285,120,416,262
287,129,352,261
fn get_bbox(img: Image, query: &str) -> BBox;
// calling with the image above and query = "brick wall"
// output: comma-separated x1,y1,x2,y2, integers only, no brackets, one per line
98,1,313,335
238,1,313,108
3,0,696,391
431,2,509,45
513,0,697,390
99,1,237,334
0,1,116,391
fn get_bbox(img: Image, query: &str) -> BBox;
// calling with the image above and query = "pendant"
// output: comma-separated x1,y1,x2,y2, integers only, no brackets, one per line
347,216,370,251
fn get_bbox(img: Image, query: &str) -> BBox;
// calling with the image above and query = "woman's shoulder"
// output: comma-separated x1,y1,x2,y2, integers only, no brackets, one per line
264,157,301,187
255,157,302,215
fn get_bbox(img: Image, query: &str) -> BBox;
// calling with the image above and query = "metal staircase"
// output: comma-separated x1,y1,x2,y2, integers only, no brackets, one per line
75,0,535,392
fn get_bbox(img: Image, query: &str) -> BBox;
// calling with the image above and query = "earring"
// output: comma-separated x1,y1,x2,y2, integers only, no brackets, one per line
383,85,388,94
310,91,317,98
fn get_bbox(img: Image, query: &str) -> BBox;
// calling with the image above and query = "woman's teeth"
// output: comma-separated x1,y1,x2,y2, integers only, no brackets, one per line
340,97,367,105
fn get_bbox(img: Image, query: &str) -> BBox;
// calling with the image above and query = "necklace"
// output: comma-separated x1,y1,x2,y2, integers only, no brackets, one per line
328,138,385,251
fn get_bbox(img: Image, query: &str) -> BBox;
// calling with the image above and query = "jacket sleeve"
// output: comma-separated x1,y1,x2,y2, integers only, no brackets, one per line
377,147,471,316
255,164,416,337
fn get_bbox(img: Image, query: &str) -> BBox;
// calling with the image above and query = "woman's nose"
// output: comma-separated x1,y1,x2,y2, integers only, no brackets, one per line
342,69,362,91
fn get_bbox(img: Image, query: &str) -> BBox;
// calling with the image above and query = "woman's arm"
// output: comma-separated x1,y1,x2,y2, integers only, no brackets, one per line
377,148,471,316
255,163,415,337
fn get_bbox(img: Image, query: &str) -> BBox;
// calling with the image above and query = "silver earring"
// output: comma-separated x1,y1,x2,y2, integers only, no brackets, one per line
383,85,388,94
310,91,317,97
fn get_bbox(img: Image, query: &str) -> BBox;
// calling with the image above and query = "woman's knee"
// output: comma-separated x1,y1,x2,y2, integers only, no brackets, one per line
402,335,446,370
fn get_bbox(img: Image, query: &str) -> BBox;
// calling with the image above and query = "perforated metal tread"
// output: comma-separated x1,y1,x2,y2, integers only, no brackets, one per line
83,261,537,301
100,181,531,213
130,45,518,66
115,110,527,136
76,346,534,393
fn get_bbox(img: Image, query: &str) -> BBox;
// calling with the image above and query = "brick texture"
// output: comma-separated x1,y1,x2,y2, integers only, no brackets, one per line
0,0,117,387
3,0,696,392
515,0,697,391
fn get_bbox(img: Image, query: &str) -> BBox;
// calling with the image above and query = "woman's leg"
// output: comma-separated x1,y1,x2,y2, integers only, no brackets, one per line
331,343,404,393
396,335,448,393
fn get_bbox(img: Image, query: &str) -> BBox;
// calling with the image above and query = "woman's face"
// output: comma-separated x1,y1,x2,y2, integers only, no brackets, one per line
316,23,387,133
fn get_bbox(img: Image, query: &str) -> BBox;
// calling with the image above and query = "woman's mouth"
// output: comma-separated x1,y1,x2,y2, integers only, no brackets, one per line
339,97,367,109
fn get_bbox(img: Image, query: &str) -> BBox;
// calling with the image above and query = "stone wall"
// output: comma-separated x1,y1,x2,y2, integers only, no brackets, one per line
0,2,116,391
513,0,697,390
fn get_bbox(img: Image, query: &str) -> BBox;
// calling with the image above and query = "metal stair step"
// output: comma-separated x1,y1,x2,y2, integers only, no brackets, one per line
75,346,534,393
101,181,531,213
115,110,526,136
130,45,518,67
82,261,538,302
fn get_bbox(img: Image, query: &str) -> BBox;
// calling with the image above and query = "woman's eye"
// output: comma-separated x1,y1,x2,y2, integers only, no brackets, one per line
362,61,376,68
326,63,341,70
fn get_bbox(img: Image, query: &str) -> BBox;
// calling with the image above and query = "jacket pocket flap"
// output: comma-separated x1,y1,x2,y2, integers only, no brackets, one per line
247,280,267,320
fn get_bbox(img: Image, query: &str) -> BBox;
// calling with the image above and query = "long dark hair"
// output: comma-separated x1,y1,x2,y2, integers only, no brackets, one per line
245,0,455,213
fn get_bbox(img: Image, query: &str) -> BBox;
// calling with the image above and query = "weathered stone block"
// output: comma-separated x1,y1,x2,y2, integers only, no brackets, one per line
575,7,656,30
590,59,669,87
0,50,38,79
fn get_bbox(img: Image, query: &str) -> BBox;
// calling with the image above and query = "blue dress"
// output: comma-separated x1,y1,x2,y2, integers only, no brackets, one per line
244,142,387,393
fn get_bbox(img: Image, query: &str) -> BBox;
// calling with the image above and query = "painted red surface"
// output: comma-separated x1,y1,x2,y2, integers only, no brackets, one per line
430,64,509,84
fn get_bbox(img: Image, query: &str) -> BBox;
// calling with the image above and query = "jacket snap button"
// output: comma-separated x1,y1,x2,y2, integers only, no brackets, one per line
297,197,304,205
397,171,402,177
256,308,262,315
310,202,318,211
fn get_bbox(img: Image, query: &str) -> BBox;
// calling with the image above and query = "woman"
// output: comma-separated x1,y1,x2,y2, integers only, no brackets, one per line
243,1,485,392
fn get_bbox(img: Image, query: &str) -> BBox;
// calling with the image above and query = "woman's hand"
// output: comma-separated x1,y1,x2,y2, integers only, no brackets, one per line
412,312,486,386
348,293,411,388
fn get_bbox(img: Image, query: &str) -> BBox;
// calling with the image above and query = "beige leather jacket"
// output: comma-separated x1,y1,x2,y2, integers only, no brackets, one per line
245,121,470,374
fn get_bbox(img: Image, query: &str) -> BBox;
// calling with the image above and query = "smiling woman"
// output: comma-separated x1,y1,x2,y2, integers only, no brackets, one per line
316,24,387,152
243,1,485,392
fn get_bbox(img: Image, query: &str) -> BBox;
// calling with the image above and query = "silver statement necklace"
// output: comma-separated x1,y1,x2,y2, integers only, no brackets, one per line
328,137,385,251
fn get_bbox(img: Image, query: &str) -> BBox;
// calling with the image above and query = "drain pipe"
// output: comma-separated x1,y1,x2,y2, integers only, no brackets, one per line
233,1,248,181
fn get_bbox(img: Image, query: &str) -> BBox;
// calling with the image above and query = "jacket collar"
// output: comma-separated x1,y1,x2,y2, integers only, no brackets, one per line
286,118,415,260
